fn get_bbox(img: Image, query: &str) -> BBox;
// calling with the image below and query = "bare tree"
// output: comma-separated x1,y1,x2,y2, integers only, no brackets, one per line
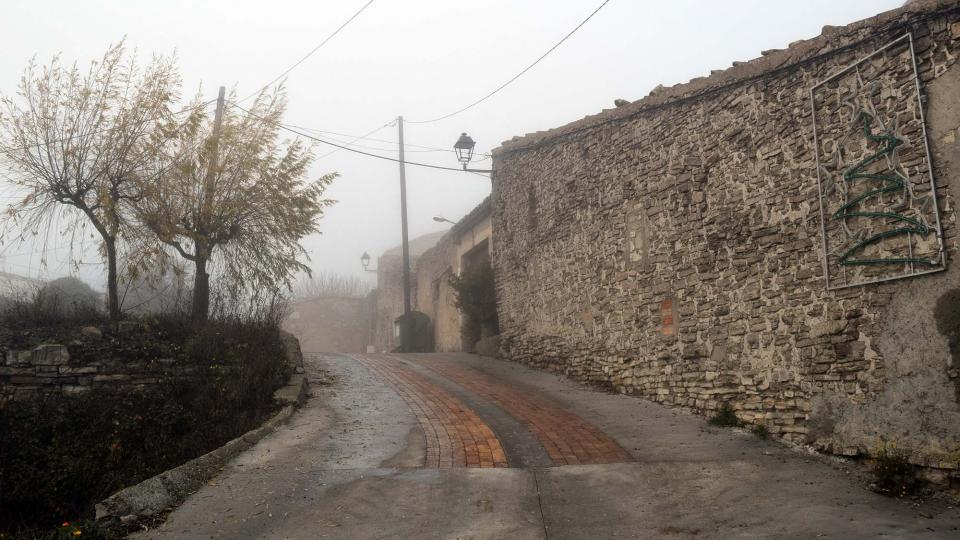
293,272,373,299
137,88,335,325
0,42,181,320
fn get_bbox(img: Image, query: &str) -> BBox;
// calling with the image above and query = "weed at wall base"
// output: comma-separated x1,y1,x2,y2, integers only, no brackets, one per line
707,402,741,427
871,444,925,498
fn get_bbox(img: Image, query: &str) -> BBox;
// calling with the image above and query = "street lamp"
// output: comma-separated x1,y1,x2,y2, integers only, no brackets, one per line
433,216,456,225
453,132,493,174
360,251,377,272
454,133,475,166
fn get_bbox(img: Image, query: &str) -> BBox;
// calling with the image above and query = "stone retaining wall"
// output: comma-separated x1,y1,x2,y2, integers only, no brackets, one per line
0,343,200,402
491,0,960,467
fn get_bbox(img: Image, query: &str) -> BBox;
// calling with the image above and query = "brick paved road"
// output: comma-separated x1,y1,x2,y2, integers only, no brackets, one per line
139,353,960,539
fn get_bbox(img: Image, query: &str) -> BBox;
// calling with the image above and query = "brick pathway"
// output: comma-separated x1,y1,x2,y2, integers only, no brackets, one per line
351,354,508,468
406,355,632,466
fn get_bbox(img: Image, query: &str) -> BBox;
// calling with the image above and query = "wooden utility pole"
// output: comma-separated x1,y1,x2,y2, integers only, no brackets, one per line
192,85,226,325
202,86,227,219
397,115,412,352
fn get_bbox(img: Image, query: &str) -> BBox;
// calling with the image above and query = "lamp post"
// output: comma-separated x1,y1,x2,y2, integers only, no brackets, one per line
360,251,377,272
433,216,456,225
453,132,493,174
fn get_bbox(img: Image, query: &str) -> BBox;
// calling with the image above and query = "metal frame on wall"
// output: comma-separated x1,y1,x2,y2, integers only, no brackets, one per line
810,33,945,290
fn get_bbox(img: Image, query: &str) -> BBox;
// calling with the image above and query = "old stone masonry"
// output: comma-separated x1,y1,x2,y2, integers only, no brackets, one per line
490,0,960,473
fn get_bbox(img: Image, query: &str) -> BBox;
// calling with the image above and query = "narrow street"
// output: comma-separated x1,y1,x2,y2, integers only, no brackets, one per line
139,353,960,539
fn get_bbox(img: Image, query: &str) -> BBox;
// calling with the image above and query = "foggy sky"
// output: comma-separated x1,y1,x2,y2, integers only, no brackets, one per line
0,0,904,291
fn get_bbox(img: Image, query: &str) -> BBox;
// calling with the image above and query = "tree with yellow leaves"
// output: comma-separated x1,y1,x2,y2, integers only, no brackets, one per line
136,89,336,325
0,41,181,320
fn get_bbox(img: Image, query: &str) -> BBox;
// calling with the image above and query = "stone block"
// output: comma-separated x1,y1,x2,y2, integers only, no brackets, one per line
81,326,103,339
93,374,130,383
32,344,70,366
59,366,99,375
6,350,32,366
62,385,91,396
809,320,847,338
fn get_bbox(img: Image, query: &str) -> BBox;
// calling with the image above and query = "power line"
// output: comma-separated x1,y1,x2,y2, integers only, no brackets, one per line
238,0,378,103
0,99,217,155
228,102,476,173
407,0,612,124
289,123,490,156
315,122,392,160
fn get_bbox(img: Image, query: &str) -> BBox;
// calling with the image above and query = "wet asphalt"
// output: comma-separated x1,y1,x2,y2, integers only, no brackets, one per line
136,352,960,539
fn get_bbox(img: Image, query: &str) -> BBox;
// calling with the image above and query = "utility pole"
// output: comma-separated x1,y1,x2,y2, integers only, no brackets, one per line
193,85,226,325
201,86,226,223
397,115,412,352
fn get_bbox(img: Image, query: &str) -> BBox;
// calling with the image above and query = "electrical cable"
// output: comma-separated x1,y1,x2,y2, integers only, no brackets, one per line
315,122,393,160
228,102,479,173
290,123,490,156
238,0,378,103
406,0,612,124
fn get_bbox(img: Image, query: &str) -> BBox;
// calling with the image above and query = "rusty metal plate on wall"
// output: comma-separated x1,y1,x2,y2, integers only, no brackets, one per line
660,297,675,336
810,33,945,289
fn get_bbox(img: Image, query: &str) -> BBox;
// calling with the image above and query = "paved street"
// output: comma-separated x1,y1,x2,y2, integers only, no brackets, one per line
139,353,960,539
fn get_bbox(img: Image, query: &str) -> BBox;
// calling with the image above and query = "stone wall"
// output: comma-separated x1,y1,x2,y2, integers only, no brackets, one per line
0,343,200,402
415,198,494,352
370,231,447,352
415,234,461,352
283,296,369,353
491,0,960,467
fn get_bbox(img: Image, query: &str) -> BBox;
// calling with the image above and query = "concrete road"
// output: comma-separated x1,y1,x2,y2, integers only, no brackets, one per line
137,353,960,539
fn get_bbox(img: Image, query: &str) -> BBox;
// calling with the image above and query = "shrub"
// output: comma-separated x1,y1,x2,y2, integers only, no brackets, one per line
448,259,499,349
708,402,741,427
872,444,923,497
751,423,770,439
0,306,288,538
0,277,104,331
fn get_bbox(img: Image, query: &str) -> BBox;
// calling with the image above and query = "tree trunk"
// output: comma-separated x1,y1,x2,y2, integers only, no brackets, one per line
192,256,210,326
105,237,120,321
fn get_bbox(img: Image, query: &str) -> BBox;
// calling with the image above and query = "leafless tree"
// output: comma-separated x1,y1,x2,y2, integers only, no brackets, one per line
293,272,373,299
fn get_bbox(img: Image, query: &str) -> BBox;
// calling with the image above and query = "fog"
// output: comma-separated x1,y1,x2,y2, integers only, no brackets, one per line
0,0,903,292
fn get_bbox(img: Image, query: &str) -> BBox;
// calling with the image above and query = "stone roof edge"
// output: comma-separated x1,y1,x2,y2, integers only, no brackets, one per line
493,0,958,157
416,196,492,272
450,196,492,237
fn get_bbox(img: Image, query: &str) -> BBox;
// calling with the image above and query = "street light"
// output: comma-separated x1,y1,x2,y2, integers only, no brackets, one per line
433,216,456,225
454,133,475,165
360,251,377,272
453,132,493,174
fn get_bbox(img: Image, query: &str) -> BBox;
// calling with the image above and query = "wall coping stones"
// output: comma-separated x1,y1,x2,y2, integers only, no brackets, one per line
493,0,959,156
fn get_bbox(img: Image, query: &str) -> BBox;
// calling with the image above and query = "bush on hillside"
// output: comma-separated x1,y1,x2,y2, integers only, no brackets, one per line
0,277,104,330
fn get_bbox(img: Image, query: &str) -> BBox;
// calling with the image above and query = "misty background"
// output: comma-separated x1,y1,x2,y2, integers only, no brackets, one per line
0,0,903,293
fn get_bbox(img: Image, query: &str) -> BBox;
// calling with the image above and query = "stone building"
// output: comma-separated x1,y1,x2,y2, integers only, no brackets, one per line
367,199,493,353
369,231,447,352
491,0,960,469
415,198,493,352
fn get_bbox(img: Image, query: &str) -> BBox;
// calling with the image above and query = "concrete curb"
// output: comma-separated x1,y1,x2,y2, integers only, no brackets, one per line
94,338,308,532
